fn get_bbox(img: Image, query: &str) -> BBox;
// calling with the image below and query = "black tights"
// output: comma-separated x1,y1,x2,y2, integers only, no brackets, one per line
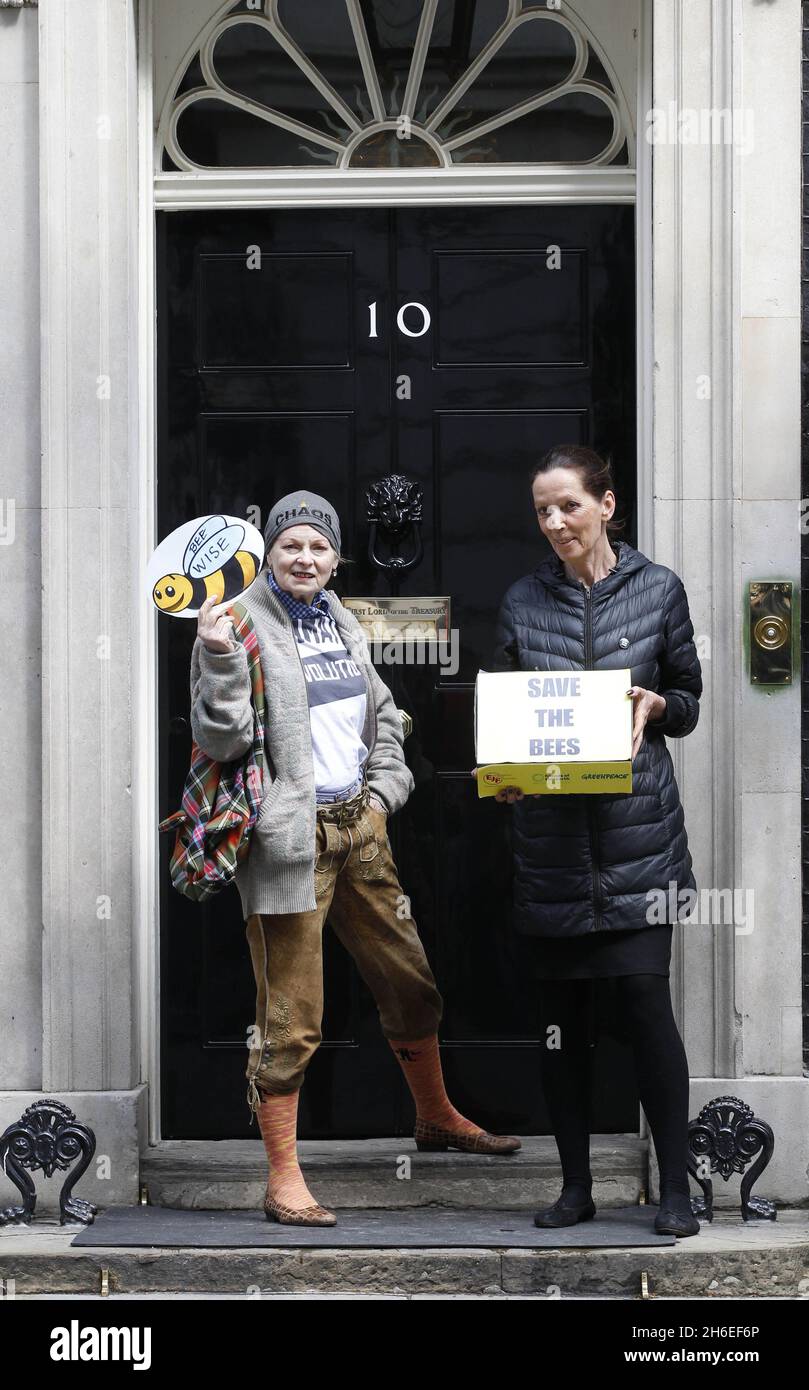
538,975,691,1208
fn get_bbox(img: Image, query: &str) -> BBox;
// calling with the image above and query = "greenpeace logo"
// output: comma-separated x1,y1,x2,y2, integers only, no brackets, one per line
51,1321,151,1370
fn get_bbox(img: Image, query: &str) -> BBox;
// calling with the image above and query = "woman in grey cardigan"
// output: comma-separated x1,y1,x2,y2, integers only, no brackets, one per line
190,490,520,1226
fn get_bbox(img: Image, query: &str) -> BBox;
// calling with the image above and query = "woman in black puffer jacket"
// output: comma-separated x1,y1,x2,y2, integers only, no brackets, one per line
492,444,702,1238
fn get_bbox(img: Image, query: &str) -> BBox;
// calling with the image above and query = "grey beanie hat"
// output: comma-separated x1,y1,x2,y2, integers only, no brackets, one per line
263,490,341,556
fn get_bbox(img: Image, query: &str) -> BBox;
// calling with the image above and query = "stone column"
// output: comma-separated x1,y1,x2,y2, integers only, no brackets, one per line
651,0,808,1205
30,0,143,1205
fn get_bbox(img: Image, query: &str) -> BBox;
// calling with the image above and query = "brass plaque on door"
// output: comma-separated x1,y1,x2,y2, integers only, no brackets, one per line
749,582,792,685
342,596,450,641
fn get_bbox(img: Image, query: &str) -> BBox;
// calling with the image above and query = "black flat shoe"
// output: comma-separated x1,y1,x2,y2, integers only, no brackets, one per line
533,1196,596,1228
654,1206,700,1237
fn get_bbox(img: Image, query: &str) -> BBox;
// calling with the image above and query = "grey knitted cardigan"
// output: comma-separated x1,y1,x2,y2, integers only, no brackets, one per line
189,564,414,920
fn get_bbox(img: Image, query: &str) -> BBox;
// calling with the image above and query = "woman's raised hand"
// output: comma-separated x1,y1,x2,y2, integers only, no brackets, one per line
197,593,237,654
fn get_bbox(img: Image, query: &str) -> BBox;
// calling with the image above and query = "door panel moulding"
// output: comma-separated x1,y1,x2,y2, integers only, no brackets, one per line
154,168,636,211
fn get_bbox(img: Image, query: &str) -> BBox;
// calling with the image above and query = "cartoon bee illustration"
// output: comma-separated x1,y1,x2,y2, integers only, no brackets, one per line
152,515,259,614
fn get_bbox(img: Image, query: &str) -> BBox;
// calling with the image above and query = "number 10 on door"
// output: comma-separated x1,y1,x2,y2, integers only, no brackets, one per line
368,302,431,338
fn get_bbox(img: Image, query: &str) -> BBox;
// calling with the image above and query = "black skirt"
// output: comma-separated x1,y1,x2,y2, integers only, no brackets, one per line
525,923,673,980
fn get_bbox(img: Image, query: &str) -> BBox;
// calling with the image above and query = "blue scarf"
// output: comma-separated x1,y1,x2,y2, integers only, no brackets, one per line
267,565,329,621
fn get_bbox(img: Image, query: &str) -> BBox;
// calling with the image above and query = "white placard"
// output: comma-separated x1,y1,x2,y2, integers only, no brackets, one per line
475,669,633,764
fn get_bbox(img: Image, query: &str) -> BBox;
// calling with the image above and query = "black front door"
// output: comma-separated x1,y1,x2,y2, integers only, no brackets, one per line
158,204,637,1139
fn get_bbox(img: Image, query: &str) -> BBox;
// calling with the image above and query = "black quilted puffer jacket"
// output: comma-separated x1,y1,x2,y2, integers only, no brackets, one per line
492,540,702,937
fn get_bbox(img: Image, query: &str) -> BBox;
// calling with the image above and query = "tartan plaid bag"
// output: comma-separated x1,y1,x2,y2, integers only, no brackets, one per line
157,602,266,902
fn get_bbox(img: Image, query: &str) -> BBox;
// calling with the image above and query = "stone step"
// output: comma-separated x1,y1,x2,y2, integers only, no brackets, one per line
1,1212,806,1298
141,1135,648,1211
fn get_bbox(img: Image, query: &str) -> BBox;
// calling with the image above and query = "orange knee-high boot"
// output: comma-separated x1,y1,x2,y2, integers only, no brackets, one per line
254,1088,336,1226
388,1034,521,1154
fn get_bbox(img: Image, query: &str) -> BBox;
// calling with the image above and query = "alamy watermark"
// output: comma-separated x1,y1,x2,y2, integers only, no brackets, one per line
646,880,754,935
358,628,459,675
645,103,754,155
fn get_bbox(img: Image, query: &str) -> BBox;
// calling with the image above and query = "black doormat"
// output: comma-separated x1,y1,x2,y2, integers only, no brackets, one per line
71,1206,675,1249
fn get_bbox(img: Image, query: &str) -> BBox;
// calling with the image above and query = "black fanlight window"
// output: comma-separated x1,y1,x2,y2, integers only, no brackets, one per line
159,0,631,172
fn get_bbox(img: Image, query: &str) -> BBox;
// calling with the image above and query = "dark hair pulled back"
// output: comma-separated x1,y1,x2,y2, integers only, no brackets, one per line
529,443,625,538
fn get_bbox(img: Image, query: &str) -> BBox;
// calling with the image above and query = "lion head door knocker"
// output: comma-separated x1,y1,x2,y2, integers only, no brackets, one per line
366,474,424,578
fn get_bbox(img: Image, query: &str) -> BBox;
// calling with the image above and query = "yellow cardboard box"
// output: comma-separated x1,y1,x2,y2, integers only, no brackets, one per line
475,669,633,797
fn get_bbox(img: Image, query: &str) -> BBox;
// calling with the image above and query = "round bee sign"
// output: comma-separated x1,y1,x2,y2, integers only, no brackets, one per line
147,514,266,618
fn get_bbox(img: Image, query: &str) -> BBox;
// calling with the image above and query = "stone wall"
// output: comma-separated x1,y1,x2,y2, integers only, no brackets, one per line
801,0,809,1074
0,0,41,1089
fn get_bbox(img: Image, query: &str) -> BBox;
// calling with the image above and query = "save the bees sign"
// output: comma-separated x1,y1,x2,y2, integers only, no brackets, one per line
475,669,633,797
